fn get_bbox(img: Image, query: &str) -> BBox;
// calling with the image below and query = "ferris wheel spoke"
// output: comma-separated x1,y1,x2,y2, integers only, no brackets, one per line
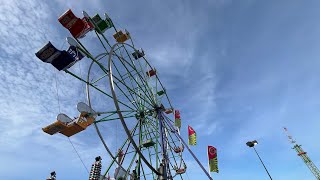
164,138,178,178
134,55,158,102
97,109,137,115
132,129,159,138
112,79,140,110
118,49,131,61
142,119,164,179
114,56,156,106
126,49,173,110
93,111,137,125
111,60,140,109
167,148,183,170
117,43,137,68
110,81,148,105
87,61,149,111
111,73,155,109
93,122,130,178
120,132,139,179
113,44,124,53
144,117,161,140
95,109,154,124
139,161,147,180
117,55,156,104
112,49,156,102
124,151,138,179
167,135,181,152
162,113,175,125
90,73,109,85
144,135,156,179
95,115,136,123
96,26,114,48
91,83,136,111
95,52,109,61
113,69,143,85
102,121,139,176
94,31,110,52
163,121,181,147
143,117,163,160
145,116,184,175
66,69,136,112
162,115,184,144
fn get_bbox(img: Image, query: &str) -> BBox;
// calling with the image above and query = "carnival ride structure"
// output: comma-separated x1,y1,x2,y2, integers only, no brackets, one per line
36,9,213,180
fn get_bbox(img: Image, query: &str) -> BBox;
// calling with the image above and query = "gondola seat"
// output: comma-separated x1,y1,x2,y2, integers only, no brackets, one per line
92,14,113,33
58,9,93,38
132,49,145,60
113,30,130,43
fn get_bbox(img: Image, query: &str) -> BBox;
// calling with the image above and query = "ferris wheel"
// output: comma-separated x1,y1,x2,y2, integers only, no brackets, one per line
36,9,212,180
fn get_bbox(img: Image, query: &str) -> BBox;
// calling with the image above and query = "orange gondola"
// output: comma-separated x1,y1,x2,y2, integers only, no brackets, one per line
113,30,130,43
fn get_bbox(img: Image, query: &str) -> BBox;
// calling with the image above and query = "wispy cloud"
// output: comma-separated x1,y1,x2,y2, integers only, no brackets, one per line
3,0,320,180
0,1,105,179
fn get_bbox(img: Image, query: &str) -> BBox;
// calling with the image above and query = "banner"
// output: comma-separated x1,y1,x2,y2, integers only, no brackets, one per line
174,110,181,128
208,146,219,173
188,125,196,145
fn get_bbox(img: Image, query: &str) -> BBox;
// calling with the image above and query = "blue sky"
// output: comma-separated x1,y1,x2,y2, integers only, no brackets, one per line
1,0,320,179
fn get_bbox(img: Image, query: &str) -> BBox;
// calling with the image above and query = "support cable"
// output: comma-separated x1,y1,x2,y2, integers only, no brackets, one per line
53,69,89,174
68,138,90,174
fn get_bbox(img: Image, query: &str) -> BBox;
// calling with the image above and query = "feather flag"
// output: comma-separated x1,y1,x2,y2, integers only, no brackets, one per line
188,125,197,145
174,110,181,128
208,146,219,173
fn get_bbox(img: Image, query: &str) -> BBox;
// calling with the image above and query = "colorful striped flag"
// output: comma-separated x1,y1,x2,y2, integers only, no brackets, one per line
174,110,181,128
188,125,197,145
208,146,219,173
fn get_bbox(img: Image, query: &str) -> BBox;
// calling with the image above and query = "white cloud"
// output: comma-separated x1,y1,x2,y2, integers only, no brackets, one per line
0,1,109,178
0,0,223,179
